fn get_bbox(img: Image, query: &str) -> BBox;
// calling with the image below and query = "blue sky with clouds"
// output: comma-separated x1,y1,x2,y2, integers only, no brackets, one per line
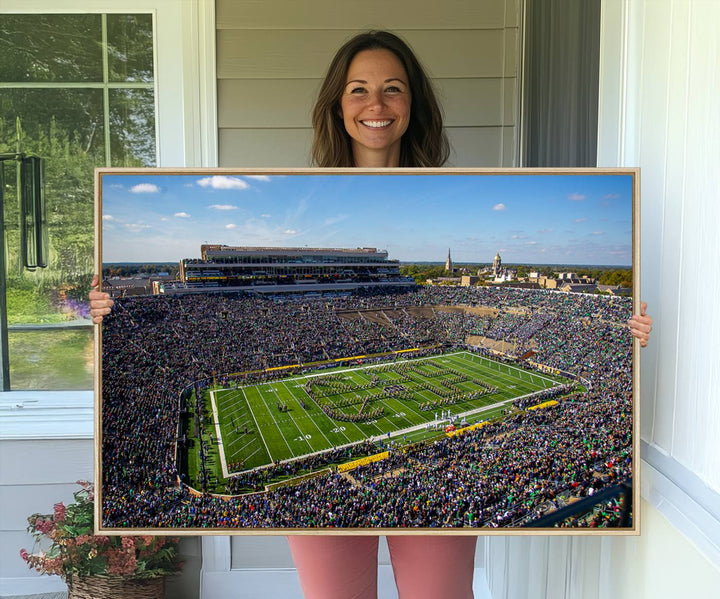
101,172,633,266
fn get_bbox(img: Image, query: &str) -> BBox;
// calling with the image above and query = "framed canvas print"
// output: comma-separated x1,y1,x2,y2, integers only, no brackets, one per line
95,167,639,535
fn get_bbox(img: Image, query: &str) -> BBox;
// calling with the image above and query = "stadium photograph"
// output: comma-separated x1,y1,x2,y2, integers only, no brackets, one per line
96,168,638,533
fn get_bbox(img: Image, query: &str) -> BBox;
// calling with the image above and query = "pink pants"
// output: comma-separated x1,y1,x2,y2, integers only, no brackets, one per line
287,535,477,599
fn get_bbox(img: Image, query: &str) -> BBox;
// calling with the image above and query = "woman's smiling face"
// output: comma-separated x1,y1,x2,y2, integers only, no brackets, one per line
340,48,411,167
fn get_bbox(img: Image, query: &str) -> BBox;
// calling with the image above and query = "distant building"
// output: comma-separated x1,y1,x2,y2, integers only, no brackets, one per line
538,277,559,289
597,284,632,296
445,248,453,273
493,252,502,277
103,277,153,299
178,244,405,288
493,270,516,283
487,251,516,283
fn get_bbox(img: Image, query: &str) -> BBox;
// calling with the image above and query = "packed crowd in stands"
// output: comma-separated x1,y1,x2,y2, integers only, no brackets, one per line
101,285,633,528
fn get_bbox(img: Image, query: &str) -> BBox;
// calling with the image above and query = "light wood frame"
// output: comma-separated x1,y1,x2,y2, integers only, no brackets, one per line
94,167,640,535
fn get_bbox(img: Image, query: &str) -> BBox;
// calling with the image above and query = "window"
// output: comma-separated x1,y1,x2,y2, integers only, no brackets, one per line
0,13,156,389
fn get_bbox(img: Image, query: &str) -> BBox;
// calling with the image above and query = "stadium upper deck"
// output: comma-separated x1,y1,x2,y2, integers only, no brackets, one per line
178,244,405,288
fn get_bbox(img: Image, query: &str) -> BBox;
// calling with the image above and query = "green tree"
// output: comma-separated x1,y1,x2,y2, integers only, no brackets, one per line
1,13,155,323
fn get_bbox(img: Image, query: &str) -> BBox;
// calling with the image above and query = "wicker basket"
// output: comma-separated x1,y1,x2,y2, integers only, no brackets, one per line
67,575,165,599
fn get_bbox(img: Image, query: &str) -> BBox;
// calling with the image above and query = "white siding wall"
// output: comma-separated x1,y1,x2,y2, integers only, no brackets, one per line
612,0,719,492
0,393,201,599
485,1,720,597
216,0,522,167
0,394,94,596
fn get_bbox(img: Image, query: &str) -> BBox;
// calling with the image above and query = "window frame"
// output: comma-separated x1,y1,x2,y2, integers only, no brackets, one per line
0,0,216,407
1,0,218,167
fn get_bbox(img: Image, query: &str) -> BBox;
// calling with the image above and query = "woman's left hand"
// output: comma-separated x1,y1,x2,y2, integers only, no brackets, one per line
628,301,652,347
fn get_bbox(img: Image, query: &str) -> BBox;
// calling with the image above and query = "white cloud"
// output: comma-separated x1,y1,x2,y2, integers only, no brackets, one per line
284,229,298,235
574,217,587,223
538,228,552,234
160,217,169,222
525,241,538,245
124,223,151,232
226,224,237,229
103,214,115,221
591,231,605,235
245,175,271,182
568,193,585,201
603,193,620,199
174,212,191,218
197,176,249,190
130,183,160,194
209,204,238,211
493,203,506,211
261,213,271,218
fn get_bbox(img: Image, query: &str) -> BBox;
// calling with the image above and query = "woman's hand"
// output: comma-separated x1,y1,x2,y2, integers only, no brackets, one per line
89,274,114,324
628,301,652,348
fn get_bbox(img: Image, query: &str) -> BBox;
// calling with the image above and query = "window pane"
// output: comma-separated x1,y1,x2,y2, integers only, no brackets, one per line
0,13,157,390
1,88,103,286
0,14,103,82
2,88,100,390
0,89,106,165
107,14,154,83
8,329,94,390
110,89,156,166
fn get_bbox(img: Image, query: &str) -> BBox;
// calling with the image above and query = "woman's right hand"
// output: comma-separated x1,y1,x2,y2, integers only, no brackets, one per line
89,274,114,324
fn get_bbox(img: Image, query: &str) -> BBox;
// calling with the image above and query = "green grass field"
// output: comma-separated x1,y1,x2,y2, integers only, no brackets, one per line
201,351,570,481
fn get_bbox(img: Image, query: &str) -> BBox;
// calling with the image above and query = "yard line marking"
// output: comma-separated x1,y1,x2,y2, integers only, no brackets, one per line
451,353,549,394
295,373,383,440
215,388,265,469
251,385,296,457
373,396,414,429
209,391,228,477
280,380,338,447
230,446,261,463
352,370,431,423
226,435,248,448
462,350,560,386
241,387,275,464
270,382,319,453
226,435,256,453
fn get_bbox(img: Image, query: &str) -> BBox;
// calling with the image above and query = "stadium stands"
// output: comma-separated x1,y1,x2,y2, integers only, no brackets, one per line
101,285,632,529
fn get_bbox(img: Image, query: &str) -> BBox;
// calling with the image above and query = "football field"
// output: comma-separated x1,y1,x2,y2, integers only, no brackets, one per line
209,351,569,476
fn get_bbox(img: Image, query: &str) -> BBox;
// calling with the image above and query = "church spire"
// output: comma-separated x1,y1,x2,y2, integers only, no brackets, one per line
445,248,453,273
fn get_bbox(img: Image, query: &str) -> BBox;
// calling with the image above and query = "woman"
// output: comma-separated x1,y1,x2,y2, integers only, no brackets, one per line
311,30,448,168
90,30,653,599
